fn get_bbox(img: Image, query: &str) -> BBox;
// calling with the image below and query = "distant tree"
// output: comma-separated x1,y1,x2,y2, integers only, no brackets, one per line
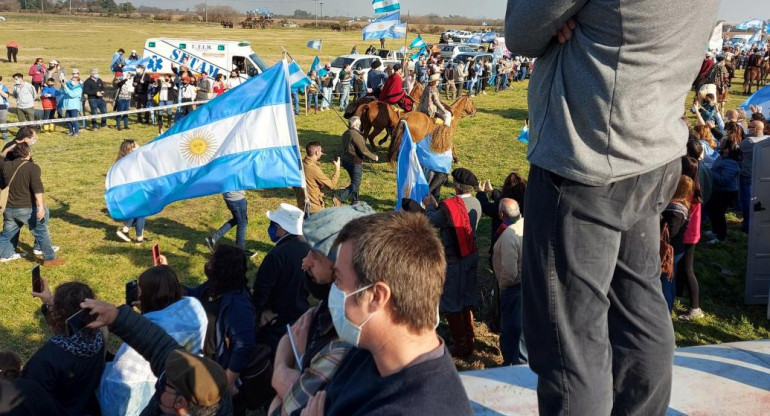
293,9,311,18
193,3,239,22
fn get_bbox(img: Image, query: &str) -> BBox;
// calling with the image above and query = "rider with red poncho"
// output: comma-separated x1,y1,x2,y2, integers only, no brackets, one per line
379,63,414,112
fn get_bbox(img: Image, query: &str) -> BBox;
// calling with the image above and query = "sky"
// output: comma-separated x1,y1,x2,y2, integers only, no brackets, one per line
133,0,753,23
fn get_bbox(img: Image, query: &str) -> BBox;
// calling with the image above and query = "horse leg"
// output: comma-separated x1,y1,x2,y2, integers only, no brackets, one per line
369,126,385,148
379,127,392,147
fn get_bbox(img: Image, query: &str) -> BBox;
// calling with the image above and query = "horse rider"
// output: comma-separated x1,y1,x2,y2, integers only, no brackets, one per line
419,73,452,125
379,63,414,112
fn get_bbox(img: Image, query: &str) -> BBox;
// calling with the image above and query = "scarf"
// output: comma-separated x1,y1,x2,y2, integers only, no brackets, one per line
50,330,104,358
441,196,477,258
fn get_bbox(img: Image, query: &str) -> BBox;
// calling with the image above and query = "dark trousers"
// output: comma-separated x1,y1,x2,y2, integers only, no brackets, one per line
211,198,248,250
88,97,107,128
135,95,149,123
338,159,363,202
705,189,736,241
522,160,680,415
115,98,130,129
426,170,448,200
6,47,17,62
500,283,525,366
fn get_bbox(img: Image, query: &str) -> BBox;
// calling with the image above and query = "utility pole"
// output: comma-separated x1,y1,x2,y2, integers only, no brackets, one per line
204,0,208,23
315,0,318,27
320,2,323,21
69,0,72,14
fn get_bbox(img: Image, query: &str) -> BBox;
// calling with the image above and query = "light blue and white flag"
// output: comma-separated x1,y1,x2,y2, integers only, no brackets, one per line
481,31,497,43
410,35,426,49
389,22,407,39
105,61,304,220
372,0,400,14
122,56,151,73
415,134,453,174
736,18,765,31
740,85,770,119
310,56,321,72
395,123,429,211
307,39,322,50
467,35,482,45
362,11,401,40
411,46,426,60
517,124,529,144
289,61,312,92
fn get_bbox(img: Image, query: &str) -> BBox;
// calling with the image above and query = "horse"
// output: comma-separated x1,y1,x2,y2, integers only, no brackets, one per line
762,59,770,86
387,94,477,165
744,66,762,95
343,82,423,119
351,83,425,149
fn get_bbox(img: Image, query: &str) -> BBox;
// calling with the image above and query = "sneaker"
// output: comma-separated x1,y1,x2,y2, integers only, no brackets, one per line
678,308,704,321
0,253,23,263
33,246,60,256
116,228,131,242
332,196,342,207
43,258,67,267
205,237,215,251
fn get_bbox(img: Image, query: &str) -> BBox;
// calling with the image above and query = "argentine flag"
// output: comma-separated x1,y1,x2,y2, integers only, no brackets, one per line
363,11,401,40
288,61,312,92
373,0,400,14
415,134,453,174
123,56,151,73
737,18,765,30
389,22,407,39
410,36,426,49
310,56,321,72
105,61,304,220
307,39,322,50
395,123,429,211
481,31,497,43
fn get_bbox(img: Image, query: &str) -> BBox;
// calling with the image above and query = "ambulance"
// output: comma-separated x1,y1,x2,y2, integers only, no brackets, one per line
141,38,269,80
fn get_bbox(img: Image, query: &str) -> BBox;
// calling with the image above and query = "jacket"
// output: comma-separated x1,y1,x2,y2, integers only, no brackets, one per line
133,72,152,95
505,0,719,185
419,86,448,119
341,128,377,164
59,81,83,111
40,86,58,110
711,157,740,192
28,64,45,83
492,225,523,289
300,156,340,213
82,77,105,99
12,82,36,109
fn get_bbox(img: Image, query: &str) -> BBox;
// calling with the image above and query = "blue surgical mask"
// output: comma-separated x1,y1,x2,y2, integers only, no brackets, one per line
92,74,99,79
328,283,374,347
267,223,280,242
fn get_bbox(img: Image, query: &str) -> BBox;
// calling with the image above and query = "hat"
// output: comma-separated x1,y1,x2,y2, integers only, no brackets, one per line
136,64,145,69
705,52,714,58
393,63,402,71
131,49,137,53
371,60,382,69
165,350,227,407
429,73,441,82
302,203,374,260
49,59,58,65
452,168,479,187
267,203,304,235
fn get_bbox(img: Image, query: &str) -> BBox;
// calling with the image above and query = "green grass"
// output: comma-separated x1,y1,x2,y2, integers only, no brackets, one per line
0,13,767,370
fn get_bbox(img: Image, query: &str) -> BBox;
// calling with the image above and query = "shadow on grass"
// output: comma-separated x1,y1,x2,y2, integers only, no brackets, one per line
477,107,529,120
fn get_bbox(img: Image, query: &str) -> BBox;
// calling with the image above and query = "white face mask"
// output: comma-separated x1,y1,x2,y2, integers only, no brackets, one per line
328,283,374,347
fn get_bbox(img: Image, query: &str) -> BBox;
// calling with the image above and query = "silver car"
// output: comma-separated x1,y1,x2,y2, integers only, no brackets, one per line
437,44,477,60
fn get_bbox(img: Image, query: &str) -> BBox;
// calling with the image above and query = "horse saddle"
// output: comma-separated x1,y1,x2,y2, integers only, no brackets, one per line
433,118,445,125
390,105,406,117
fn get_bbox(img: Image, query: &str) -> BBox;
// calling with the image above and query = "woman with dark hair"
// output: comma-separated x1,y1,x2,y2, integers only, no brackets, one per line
677,157,704,320
704,138,741,243
24,281,105,414
660,175,695,312
185,244,256,411
98,265,207,416
477,171,527,240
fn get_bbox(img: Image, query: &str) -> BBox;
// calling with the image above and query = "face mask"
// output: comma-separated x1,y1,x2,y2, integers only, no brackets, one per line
92,74,99,79
14,80,20,85
267,223,280,242
29,138,37,146
328,283,374,347
304,271,331,301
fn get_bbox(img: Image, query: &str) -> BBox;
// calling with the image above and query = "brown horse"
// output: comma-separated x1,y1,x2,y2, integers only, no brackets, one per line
762,59,770,86
387,94,477,164
352,83,425,148
744,66,762,94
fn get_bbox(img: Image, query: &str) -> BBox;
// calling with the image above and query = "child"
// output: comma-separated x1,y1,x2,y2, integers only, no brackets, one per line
698,93,717,124
41,77,58,132
0,350,22,381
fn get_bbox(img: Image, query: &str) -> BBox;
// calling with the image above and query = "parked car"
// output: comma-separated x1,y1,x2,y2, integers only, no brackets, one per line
327,54,383,89
377,49,408,67
437,44,477,60
452,52,494,65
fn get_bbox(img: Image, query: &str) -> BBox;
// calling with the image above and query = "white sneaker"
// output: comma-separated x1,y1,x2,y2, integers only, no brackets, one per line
116,229,131,242
0,253,23,263
34,246,60,256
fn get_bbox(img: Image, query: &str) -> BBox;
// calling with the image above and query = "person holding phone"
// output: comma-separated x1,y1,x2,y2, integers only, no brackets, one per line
98,265,208,416
23,280,105,414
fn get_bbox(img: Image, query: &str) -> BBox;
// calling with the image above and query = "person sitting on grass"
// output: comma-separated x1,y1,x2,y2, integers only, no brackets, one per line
0,350,65,415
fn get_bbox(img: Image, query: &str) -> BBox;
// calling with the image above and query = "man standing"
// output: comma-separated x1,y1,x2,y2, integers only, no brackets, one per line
253,203,310,352
133,65,152,124
335,117,378,205
296,141,341,213
11,73,36,124
0,143,64,265
491,198,525,365
422,168,481,359
338,64,352,111
740,120,767,233
453,59,466,95
505,0,718,414
83,68,107,130
205,191,249,252
318,63,333,111
111,48,126,75
444,62,457,100
196,71,213,104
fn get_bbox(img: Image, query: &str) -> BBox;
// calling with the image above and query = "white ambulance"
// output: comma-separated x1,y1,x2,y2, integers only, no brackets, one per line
142,38,269,80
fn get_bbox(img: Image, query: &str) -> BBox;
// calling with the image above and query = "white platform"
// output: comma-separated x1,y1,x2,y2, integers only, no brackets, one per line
461,340,770,416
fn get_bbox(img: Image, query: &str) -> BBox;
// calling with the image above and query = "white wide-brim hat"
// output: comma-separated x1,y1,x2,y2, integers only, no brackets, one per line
267,203,304,235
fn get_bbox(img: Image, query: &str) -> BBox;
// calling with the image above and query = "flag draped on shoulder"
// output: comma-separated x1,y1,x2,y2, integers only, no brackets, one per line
362,12,401,40
105,61,304,220
288,61,312,92
307,39,322,50
410,35,426,49
372,0,400,14
395,122,429,211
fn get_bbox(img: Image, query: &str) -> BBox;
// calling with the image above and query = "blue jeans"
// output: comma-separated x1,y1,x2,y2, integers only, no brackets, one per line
88,97,107,128
211,198,248,250
115,99,130,129
124,217,145,237
65,109,79,134
307,93,319,109
338,160,363,203
661,252,684,312
500,283,525,365
518,66,528,81
339,85,351,110
739,175,751,232
291,90,300,115
0,206,56,260
42,109,55,121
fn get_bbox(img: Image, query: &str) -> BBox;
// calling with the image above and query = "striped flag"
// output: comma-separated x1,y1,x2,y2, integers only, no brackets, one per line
736,18,765,30
362,11,401,40
411,46,426,60
310,56,321,72
389,22,407,39
395,123,429,211
410,35,425,49
288,61,312,92
307,39,322,50
481,31,497,43
372,0,400,14
105,61,304,220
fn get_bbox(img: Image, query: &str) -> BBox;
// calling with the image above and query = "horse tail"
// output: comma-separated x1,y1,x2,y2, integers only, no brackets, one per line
388,119,406,166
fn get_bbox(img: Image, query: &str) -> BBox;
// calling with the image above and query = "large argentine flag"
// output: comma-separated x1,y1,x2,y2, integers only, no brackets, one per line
415,134,452,174
736,18,765,30
363,12,401,40
740,86,770,119
105,61,304,220
395,123,429,211
373,0,400,14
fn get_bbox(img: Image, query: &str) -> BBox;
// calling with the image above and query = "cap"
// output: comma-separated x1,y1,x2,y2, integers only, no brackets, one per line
266,203,304,235
452,168,479,187
131,49,137,53
164,350,227,407
302,203,374,260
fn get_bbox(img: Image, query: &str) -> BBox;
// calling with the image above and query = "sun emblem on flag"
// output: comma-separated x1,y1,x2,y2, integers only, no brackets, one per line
180,131,218,165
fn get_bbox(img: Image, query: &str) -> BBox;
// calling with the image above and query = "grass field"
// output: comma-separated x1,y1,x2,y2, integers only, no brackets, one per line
0,13,767,371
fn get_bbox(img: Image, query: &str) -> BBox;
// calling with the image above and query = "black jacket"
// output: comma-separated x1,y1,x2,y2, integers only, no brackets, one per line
133,72,152,96
0,379,66,416
82,77,105,99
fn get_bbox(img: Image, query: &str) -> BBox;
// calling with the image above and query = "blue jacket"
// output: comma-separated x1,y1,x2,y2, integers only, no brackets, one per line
711,157,740,192
59,81,83,111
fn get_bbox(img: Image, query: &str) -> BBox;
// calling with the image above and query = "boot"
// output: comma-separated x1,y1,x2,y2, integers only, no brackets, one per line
446,312,471,359
463,307,476,357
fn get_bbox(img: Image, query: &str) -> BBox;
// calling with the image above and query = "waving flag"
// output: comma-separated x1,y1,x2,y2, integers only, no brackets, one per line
517,124,529,144
736,18,765,31
415,134,452,174
122,56,151,73
410,35,426,49
372,0,400,14
288,61,312,92
411,46,426,60
310,56,321,72
481,31,497,43
395,123,429,211
467,35,482,45
740,86,770,119
389,22,407,39
105,61,304,220
307,39,322,50
362,11,401,40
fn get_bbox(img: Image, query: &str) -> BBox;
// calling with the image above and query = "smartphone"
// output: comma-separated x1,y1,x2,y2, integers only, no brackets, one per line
65,308,96,337
125,280,138,306
151,244,161,266
31,265,42,293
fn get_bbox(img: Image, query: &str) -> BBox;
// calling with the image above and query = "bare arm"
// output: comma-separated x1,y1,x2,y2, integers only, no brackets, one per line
504,0,587,57
35,193,45,220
